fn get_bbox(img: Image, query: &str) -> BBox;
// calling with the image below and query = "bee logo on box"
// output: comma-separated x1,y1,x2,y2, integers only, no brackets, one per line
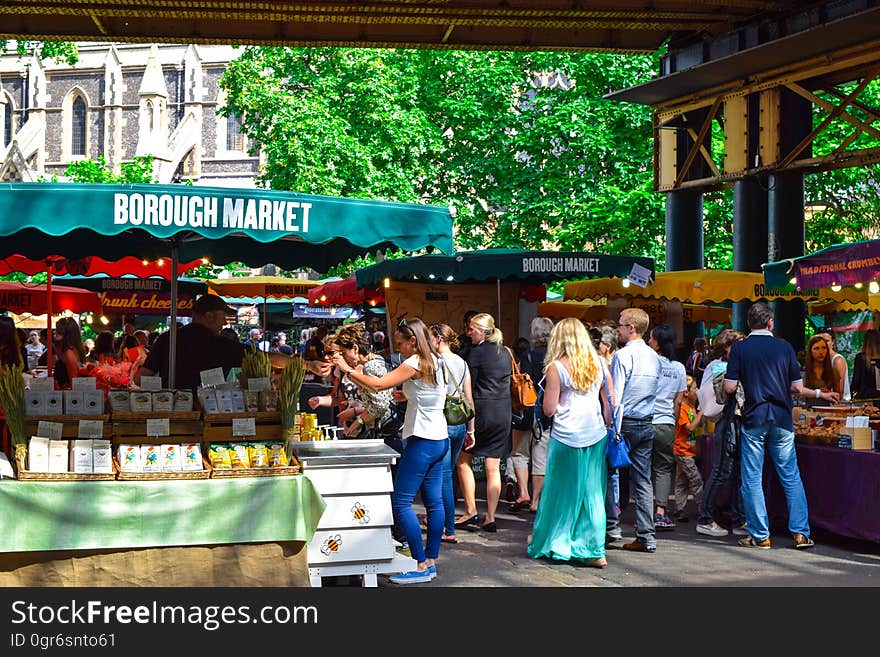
321,534,342,556
351,502,370,525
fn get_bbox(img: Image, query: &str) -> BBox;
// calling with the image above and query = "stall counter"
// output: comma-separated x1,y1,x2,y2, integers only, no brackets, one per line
0,475,326,586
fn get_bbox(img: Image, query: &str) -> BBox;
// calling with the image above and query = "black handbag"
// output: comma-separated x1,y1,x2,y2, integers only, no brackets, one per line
441,358,474,426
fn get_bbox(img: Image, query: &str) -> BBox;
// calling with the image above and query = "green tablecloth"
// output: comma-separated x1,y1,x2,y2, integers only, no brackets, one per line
0,476,326,553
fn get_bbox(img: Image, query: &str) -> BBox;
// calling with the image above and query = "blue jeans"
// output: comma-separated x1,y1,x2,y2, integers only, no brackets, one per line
442,423,467,536
739,423,810,542
392,436,449,563
697,406,745,526
606,418,655,548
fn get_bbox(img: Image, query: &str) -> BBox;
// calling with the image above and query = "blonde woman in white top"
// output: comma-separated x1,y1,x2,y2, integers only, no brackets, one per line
337,317,448,585
527,318,612,567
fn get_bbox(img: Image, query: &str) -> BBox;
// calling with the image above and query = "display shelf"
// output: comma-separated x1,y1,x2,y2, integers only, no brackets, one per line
111,410,203,446
24,414,112,438
202,411,282,442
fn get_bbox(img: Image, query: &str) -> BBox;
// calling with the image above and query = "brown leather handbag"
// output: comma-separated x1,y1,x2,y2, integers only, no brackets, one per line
505,347,538,411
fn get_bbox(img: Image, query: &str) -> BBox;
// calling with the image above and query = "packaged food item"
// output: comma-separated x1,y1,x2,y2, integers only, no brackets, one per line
260,390,279,412
44,391,63,414
267,442,289,467
231,388,246,413
48,440,69,473
130,392,153,413
244,390,260,413
63,390,84,415
152,391,175,412
207,443,232,470
118,444,142,472
247,442,269,468
180,443,203,471
25,391,46,415
82,390,104,415
140,444,162,472
108,390,131,412
215,389,234,414
161,444,182,471
229,443,250,469
92,439,113,474
173,390,194,412
28,436,50,472
69,439,93,473
197,387,219,413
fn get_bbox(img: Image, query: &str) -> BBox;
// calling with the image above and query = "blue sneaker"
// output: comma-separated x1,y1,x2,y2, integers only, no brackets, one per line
427,565,437,577
389,568,434,584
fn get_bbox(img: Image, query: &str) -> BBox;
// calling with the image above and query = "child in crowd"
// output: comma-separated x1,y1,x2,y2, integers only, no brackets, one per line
673,375,704,522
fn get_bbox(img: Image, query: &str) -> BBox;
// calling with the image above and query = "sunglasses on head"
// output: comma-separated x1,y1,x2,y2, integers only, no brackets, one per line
397,318,414,335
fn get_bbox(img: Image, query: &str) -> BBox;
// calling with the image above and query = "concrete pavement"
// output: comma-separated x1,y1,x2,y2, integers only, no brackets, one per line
378,495,880,587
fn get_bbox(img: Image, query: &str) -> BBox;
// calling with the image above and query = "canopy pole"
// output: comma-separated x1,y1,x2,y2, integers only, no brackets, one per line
45,264,53,377
263,297,268,342
168,244,180,388
496,279,501,327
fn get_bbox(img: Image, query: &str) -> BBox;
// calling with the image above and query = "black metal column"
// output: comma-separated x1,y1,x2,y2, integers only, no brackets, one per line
665,190,704,272
769,89,811,355
731,177,768,333
665,109,708,351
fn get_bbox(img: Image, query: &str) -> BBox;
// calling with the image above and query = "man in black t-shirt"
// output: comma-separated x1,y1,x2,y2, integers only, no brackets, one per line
136,295,244,390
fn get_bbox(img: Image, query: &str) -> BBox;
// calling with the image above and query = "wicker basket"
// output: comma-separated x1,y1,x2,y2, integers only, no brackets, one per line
210,455,300,478
15,463,117,481
114,456,212,481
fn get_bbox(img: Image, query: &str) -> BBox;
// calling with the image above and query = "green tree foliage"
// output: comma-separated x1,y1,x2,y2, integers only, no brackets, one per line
63,155,155,184
220,47,665,263
0,40,78,65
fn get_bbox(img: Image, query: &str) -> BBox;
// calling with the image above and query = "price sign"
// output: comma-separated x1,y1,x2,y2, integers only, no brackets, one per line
29,378,55,391
140,376,163,391
200,367,226,388
72,377,97,391
36,421,63,440
247,377,271,392
628,262,652,288
146,418,170,437
232,417,256,436
78,420,104,439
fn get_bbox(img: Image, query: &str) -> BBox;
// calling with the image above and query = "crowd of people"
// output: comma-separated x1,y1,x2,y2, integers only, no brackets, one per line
6,296,879,582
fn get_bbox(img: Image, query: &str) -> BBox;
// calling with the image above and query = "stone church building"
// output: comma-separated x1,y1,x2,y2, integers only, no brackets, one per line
0,42,260,186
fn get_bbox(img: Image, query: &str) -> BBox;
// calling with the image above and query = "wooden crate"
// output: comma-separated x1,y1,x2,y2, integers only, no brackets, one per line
110,410,203,446
25,414,112,439
202,411,282,442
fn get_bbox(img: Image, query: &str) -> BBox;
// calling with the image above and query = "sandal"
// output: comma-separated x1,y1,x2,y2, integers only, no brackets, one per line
508,500,530,513
441,535,458,544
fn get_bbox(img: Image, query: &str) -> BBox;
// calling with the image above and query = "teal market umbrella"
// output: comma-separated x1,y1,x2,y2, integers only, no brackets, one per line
0,182,453,386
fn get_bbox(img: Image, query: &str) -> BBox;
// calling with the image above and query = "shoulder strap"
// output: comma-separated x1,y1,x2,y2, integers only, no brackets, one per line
504,346,520,376
441,357,466,398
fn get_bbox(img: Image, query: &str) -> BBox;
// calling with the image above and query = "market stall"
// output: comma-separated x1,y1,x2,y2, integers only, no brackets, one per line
207,276,322,331
355,248,654,341
0,181,454,586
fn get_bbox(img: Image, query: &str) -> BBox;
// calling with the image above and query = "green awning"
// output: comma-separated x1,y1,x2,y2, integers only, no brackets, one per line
0,183,454,271
355,249,654,288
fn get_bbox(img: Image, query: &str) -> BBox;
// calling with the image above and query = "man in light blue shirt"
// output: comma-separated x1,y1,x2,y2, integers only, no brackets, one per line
607,308,663,552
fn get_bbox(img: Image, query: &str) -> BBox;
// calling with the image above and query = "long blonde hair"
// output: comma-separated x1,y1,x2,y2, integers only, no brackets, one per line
544,318,600,392
471,313,503,350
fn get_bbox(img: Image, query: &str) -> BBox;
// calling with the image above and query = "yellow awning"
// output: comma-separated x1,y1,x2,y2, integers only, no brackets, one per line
539,299,731,324
807,292,880,315
206,276,321,300
564,269,866,304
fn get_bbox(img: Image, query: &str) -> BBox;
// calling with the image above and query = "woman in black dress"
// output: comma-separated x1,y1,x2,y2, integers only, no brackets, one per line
454,312,512,533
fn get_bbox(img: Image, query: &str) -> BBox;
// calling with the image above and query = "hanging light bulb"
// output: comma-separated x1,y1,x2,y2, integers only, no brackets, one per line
85,314,93,324
446,275,454,282
142,259,149,266
99,315,109,325
789,277,797,285
201,258,210,265
622,279,631,288
854,282,864,289
830,284,842,292
870,281,880,294
157,259,165,266
383,277,390,288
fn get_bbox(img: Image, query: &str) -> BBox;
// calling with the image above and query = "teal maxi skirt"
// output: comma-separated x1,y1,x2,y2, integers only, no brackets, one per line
527,435,607,562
